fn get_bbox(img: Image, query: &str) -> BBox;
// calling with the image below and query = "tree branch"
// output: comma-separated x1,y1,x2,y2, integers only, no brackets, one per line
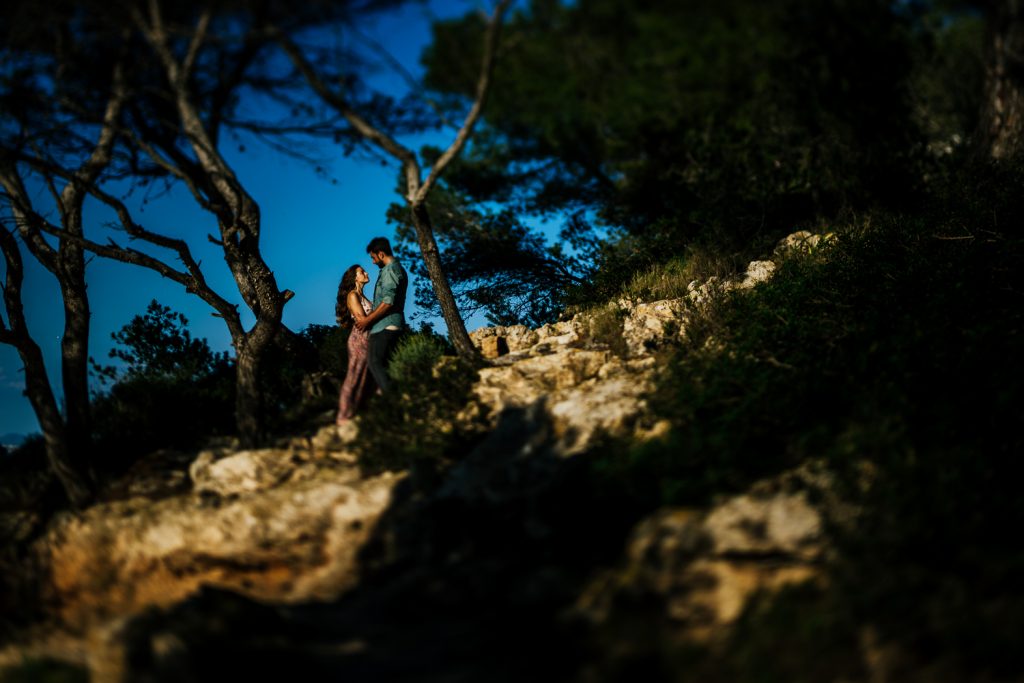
415,0,512,203
274,29,423,195
61,60,128,211
0,223,27,339
348,24,459,131
36,215,245,340
0,163,60,272
181,9,212,82
118,126,218,214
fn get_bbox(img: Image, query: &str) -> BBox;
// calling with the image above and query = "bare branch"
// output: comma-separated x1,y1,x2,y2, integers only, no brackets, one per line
26,138,69,226
416,0,513,203
0,223,26,338
118,126,218,213
348,25,460,131
62,61,129,210
0,163,60,272
36,212,245,339
136,0,181,82
182,9,213,81
274,29,423,195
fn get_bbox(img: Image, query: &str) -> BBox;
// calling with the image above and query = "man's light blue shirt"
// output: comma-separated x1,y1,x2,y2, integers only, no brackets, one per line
371,259,408,334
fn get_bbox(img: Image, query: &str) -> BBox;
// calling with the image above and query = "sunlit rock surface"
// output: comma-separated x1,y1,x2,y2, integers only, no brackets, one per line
575,463,833,643
40,460,403,630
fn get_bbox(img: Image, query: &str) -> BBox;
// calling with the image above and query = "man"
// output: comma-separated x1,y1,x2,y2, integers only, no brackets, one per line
356,236,408,392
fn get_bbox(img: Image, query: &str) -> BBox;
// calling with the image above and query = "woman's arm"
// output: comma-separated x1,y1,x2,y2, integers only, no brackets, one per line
347,291,368,323
355,302,393,330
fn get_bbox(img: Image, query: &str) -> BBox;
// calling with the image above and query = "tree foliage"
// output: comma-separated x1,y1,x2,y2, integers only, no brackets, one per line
89,301,234,469
415,0,999,305
387,168,587,327
92,301,230,386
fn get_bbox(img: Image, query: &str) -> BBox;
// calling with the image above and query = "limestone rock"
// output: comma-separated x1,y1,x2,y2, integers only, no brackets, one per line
40,469,405,629
310,421,358,453
534,319,583,347
737,260,777,289
576,467,829,643
189,448,309,497
621,298,688,357
686,275,731,309
773,230,828,260
469,324,538,354
480,335,509,359
703,489,822,560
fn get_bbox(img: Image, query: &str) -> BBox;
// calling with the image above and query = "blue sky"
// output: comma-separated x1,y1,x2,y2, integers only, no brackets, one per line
0,0,522,436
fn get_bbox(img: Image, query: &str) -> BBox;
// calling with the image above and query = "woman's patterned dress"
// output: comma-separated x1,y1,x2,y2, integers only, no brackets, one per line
337,293,375,423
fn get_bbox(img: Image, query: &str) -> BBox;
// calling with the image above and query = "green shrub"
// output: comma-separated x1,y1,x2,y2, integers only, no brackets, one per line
354,332,481,473
386,332,448,385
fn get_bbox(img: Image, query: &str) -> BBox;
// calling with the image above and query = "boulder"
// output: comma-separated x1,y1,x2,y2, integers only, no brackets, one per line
575,466,830,643
621,298,688,357
480,335,509,359
189,448,324,497
39,469,405,630
469,324,538,353
773,230,828,260
737,260,777,289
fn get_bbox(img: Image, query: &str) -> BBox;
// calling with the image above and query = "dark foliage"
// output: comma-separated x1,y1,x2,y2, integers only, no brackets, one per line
420,0,943,306
89,301,235,472
591,184,1024,678
389,184,584,327
258,324,349,432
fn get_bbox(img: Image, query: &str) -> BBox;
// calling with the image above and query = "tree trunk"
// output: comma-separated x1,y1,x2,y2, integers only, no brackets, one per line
19,340,93,508
233,319,280,448
408,201,477,359
58,216,92,457
234,344,263,448
975,0,1024,161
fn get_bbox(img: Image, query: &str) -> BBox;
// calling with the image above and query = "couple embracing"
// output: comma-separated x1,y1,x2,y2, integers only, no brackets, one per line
336,237,408,423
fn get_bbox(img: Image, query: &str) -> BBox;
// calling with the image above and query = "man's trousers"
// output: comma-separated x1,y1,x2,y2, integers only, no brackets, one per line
368,328,403,392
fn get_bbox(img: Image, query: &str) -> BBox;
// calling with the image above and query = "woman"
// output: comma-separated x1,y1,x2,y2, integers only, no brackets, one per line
336,264,375,423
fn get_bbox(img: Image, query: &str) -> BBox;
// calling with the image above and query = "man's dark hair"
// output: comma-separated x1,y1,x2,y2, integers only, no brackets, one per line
366,237,393,256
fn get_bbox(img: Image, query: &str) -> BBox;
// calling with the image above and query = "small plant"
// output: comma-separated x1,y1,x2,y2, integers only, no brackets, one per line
579,303,629,358
355,331,481,473
621,245,737,304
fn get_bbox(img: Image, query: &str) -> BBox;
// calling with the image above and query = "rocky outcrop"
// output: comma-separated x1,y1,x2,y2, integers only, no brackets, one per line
773,229,832,260
576,463,833,643
37,448,402,630
465,232,820,451
468,337,659,454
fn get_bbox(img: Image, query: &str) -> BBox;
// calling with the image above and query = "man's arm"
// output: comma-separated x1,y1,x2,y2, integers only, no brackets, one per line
355,302,393,330
357,265,399,330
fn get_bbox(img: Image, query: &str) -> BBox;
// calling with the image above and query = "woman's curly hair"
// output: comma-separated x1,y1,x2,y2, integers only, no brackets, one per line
335,264,362,328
